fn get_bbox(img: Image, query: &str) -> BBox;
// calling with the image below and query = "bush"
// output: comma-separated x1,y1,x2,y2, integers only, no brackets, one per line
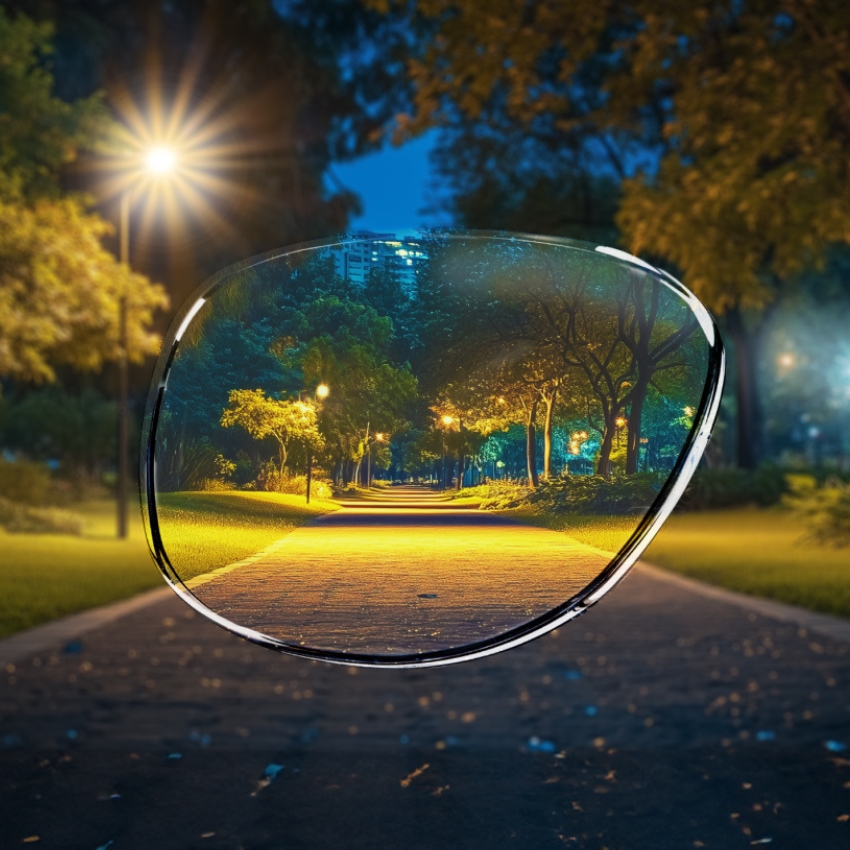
0,496,83,535
528,473,663,516
678,463,787,511
456,475,663,515
784,475,850,548
253,464,333,500
0,459,52,505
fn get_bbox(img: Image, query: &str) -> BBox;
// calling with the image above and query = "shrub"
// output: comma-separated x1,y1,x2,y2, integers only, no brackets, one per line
678,463,788,511
528,473,662,516
784,475,850,548
0,459,52,505
253,464,333,499
0,496,83,534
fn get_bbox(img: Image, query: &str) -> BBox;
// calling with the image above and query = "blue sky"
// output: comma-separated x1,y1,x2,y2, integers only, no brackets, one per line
332,130,452,233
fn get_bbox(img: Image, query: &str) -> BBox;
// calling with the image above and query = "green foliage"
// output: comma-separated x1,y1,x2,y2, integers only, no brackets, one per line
679,464,788,511
0,8,167,387
454,474,662,515
784,475,850,549
221,389,323,476
0,386,117,477
0,8,108,200
155,435,221,493
0,459,51,505
529,474,662,516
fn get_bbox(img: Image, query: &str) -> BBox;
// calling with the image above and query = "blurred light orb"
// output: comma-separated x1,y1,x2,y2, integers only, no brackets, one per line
316,383,330,400
778,352,796,369
146,146,177,174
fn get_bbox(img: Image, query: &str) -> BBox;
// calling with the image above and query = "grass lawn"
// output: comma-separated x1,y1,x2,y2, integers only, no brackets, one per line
0,492,336,639
155,491,337,580
504,505,850,619
644,508,850,620
0,500,158,639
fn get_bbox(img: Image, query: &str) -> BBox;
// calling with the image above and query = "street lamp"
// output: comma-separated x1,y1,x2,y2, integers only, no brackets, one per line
116,146,178,539
366,432,386,489
305,383,329,504
439,415,455,491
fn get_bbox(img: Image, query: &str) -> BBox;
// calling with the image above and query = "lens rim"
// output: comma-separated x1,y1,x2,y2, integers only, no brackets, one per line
140,230,725,668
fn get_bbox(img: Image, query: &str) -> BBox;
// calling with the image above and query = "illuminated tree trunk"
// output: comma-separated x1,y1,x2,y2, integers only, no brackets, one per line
542,386,558,480
526,397,540,488
596,419,615,478
626,379,649,475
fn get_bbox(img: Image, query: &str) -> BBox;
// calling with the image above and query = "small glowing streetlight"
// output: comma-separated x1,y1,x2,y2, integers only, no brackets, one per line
777,352,796,370
146,146,177,174
316,383,330,400
442,415,454,426
615,416,627,429
375,432,385,442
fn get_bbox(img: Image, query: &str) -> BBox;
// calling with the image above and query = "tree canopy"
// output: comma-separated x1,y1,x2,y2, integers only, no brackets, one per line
0,8,167,387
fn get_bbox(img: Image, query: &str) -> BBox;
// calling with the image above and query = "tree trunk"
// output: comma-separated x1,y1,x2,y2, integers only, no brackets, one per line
278,442,287,479
625,380,649,475
526,398,540,488
596,421,615,478
727,307,762,470
543,387,557,480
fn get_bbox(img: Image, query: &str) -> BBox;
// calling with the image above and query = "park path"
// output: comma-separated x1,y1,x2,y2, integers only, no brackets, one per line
191,485,611,655
2,496,850,848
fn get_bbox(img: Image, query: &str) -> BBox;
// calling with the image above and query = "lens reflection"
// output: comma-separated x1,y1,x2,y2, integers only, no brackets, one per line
143,232,722,663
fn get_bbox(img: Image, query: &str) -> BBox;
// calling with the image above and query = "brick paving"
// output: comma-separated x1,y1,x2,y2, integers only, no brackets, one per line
191,486,608,655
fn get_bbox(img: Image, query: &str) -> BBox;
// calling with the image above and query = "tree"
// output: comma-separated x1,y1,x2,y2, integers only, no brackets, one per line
0,9,167,387
221,390,322,478
375,0,850,468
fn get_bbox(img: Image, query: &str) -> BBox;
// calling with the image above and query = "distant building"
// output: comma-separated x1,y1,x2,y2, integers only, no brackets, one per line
332,231,426,293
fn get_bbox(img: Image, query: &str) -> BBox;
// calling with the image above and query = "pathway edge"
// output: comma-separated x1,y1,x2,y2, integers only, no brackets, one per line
636,561,850,645
2,560,849,667
0,587,172,667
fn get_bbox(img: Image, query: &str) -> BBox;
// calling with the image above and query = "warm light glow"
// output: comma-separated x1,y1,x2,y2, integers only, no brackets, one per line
316,383,330,400
441,415,454,426
615,416,627,428
683,406,695,417
496,396,506,405
375,433,385,442
146,146,177,173
778,352,796,369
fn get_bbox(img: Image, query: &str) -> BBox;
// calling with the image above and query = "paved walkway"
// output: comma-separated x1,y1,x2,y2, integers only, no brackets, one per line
2,495,850,848
191,486,609,655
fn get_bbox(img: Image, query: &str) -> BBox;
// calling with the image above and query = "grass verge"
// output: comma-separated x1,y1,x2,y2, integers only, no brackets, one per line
0,492,336,639
643,508,850,620
0,500,158,639
506,505,850,620
155,491,337,580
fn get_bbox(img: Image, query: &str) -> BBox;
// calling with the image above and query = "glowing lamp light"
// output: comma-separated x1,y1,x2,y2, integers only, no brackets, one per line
375,433,385,442
777,352,796,369
441,415,454,426
145,146,177,174
615,416,627,428
316,383,330,400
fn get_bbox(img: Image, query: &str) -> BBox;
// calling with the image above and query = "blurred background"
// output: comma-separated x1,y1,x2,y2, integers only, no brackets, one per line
1,0,849,638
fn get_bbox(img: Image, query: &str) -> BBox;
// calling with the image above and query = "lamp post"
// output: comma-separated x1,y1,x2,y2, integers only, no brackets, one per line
440,415,454,491
305,382,329,504
365,431,386,490
116,146,177,539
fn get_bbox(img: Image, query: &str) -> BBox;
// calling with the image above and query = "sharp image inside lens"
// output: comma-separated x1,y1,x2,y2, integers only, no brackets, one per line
143,232,722,663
